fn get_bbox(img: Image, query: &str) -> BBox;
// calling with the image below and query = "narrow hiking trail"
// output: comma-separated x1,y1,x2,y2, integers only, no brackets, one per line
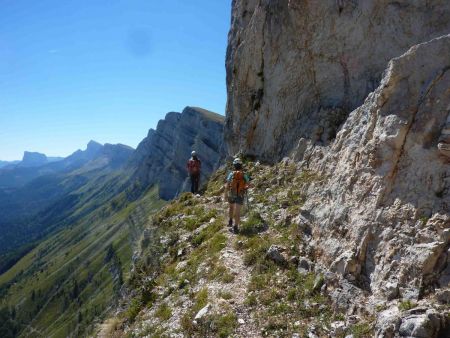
206,204,261,337
102,194,264,338
175,197,262,337
101,161,339,337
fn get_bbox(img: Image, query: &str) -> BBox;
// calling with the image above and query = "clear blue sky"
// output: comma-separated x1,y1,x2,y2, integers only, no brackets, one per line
0,0,231,161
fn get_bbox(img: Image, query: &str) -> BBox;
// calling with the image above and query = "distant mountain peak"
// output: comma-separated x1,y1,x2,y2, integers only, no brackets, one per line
20,151,48,167
87,140,103,150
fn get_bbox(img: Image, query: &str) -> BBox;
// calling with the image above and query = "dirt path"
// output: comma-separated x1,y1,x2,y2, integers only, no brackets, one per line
221,234,261,337
204,203,262,337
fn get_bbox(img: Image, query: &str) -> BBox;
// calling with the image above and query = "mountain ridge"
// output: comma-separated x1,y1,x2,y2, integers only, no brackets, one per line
0,106,225,338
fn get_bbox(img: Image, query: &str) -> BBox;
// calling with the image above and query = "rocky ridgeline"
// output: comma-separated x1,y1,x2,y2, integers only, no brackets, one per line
129,106,225,200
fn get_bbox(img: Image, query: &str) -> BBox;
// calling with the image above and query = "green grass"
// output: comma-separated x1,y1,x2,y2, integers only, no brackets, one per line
0,185,165,338
350,322,373,338
214,312,238,338
155,303,172,321
239,235,271,267
399,300,416,311
240,211,266,236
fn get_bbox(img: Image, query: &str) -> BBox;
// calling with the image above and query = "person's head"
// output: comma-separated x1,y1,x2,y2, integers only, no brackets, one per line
233,157,242,170
191,150,197,158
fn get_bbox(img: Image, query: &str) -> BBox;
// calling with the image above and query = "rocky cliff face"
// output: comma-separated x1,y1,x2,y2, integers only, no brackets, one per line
225,0,450,162
129,106,225,200
225,1,450,336
299,34,450,336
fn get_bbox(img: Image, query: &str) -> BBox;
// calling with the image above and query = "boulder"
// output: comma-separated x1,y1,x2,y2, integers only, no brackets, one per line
266,245,288,266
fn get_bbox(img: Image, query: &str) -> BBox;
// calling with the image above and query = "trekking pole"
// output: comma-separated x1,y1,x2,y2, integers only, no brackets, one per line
246,190,251,214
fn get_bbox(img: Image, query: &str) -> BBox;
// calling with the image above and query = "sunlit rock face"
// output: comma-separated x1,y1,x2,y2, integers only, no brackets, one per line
226,1,450,336
225,0,450,162
130,106,225,200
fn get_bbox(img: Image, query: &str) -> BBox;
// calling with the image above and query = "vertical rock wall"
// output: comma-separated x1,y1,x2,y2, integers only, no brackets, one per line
225,0,450,162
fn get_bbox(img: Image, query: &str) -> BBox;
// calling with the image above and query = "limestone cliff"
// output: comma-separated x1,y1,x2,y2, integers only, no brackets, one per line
225,1,450,336
225,0,450,162
129,106,225,200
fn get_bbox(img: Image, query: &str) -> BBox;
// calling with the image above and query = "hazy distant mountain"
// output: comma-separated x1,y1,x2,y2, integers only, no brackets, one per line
0,141,126,189
0,153,62,170
0,141,135,261
0,160,19,169
17,151,48,167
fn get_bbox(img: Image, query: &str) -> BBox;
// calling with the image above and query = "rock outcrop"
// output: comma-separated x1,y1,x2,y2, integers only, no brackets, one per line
129,106,225,200
225,0,450,162
307,33,450,295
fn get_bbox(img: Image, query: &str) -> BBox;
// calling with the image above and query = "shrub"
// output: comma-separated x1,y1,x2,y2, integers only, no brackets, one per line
240,211,267,236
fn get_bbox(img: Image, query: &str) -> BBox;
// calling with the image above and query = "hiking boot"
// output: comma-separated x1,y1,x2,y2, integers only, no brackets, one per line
228,218,233,227
233,224,239,234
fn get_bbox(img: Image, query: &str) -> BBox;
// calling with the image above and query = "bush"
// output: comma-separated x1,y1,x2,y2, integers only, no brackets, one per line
126,298,142,322
240,211,267,236
155,303,172,321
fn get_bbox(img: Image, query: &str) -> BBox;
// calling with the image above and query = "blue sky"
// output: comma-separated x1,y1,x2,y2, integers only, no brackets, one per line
0,0,231,160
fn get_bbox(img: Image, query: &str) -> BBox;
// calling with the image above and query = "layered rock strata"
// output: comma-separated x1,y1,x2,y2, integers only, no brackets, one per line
129,106,225,200
225,0,450,162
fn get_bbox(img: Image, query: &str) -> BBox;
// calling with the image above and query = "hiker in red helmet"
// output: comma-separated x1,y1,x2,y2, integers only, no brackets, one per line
224,158,250,234
187,151,201,194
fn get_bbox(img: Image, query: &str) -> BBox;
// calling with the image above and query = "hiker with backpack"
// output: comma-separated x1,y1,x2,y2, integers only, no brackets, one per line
225,158,250,234
187,151,201,194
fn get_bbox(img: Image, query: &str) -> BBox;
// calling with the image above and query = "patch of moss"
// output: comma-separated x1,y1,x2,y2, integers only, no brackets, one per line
350,322,373,338
399,300,416,311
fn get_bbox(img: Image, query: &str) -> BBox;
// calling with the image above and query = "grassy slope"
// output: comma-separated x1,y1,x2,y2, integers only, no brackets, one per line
0,185,166,338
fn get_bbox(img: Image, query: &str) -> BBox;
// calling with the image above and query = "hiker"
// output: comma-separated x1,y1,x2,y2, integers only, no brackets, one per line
187,150,201,194
225,158,250,234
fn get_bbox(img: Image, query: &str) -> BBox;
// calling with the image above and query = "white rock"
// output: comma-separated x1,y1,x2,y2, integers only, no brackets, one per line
193,303,211,324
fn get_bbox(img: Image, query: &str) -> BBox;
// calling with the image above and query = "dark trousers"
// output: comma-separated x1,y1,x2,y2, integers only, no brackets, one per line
190,173,200,194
